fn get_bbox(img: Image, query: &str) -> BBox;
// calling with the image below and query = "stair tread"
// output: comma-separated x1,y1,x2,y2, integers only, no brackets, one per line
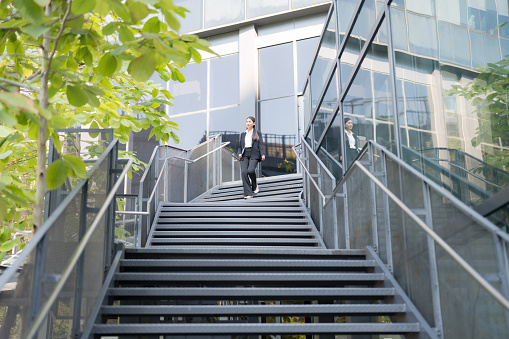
151,231,316,237
148,238,319,244
101,303,407,315
92,322,421,334
155,218,309,224
109,287,396,297
114,272,385,281
157,212,307,217
120,259,376,267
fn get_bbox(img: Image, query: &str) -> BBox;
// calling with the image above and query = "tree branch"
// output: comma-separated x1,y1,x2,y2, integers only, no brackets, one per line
0,76,38,92
45,0,73,75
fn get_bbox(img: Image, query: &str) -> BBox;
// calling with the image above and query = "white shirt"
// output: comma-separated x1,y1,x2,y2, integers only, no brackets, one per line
345,130,356,149
244,129,253,148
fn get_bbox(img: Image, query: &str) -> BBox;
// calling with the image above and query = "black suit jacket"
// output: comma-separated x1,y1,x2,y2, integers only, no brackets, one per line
237,131,266,160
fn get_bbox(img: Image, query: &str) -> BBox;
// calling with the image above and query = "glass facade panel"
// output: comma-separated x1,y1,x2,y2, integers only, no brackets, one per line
209,106,242,153
303,82,312,130
168,62,207,115
247,0,289,18
340,0,377,90
259,42,295,100
406,0,435,16
313,67,338,145
297,37,320,91
260,97,298,176
319,113,343,180
437,0,467,27
174,0,203,33
292,0,329,8
169,112,207,149
310,7,337,112
210,54,239,108
468,0,498,34
391,7,408,51
204,0,245,28
407,13,439,58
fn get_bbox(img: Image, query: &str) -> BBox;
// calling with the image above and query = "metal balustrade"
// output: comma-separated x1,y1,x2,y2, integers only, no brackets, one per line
294,136,509,338
0,138,133,339
136,135,240,246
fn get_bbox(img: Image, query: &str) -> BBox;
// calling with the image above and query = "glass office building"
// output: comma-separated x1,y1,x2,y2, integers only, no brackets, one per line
302,0,509,207
160,0,332,176
152,0,508,201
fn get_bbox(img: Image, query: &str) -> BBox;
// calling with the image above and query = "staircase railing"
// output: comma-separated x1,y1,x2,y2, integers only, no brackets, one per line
294,137,509,338
136,135,240,246
0,138,133,339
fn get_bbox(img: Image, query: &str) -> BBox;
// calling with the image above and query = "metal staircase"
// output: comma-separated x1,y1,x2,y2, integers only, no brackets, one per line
87,175,435,338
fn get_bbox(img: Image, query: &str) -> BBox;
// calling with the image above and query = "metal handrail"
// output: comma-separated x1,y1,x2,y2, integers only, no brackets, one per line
25,157,135,338
354,161,509,311
292,143,327,206
319,142,509,242
0,139,121,288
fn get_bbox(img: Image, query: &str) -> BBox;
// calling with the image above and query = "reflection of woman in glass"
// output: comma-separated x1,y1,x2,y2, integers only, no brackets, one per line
238,116,266,199
341,118,359,169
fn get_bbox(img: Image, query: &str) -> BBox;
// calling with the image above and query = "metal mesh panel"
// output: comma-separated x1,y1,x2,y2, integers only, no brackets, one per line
187,156,209,202
429,188,501,291
334,185,346,249
346,164,373,249
436,244,509,338
322,199,336,249
308,152,321,231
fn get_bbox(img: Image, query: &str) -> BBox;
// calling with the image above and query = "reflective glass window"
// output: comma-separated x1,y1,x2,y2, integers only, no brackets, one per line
259,42,294,100
313,68,338,145
406,0,435,16
501,38,509,58
391,0,405,8
247,0,289,18
339,0,377,90
438,23,471,67
470,31,484,67
437,0,467,27
168,62,207,114
343,68,372,119
209,106,242,152
259,97,298,176
468,0,498,34
310,9,337,112
319,114,343,181
303,82,312,130
338,0,358,36
483,33,502,64
297,37,320,92
169,112,207,149
376,1,387,44
292,0,328,8
407,13,439,58
174,0,203,33
390,7,408,51
204,0,245,28
404,82,431,130
499,0,509,38
210,54,239,108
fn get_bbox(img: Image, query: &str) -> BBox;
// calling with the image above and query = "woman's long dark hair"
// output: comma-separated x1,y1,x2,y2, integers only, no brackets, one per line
247,116,260,142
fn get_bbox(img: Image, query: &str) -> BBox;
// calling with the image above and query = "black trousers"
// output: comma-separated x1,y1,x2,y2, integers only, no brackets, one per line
240,148,259,196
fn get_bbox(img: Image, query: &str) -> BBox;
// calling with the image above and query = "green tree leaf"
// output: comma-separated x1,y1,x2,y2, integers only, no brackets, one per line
97,53,118,77
127,51,156,82
12,0,43,25
66,85,88,107
62,154,87,179
118,25,135,43
20,24,51,38
46,158,67,190
72,0,96,15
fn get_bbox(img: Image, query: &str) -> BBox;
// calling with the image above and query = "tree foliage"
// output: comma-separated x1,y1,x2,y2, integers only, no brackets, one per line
447,57,509,172
0,0,213,259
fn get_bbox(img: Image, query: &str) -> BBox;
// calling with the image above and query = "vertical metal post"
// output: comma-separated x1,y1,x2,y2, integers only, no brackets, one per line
72,182,89,338
385,3,402,158
422,181,444,338
163,159,168,203
368,143,379,252
332,195,339,249
184,153,189,203
381,151,394,273
343,181,350,249
494,233,509,330
317,161,324,237
306,145,311,210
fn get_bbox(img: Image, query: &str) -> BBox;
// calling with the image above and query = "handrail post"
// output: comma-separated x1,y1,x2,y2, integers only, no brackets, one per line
380,149,393,273
184,152,189,203
343,181,350,249
368,142,378,252
423,181,444,338
72,181,89,338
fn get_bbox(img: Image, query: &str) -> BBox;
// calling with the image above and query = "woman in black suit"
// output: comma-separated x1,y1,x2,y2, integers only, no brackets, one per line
340,118,359,169
237,116,266,199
